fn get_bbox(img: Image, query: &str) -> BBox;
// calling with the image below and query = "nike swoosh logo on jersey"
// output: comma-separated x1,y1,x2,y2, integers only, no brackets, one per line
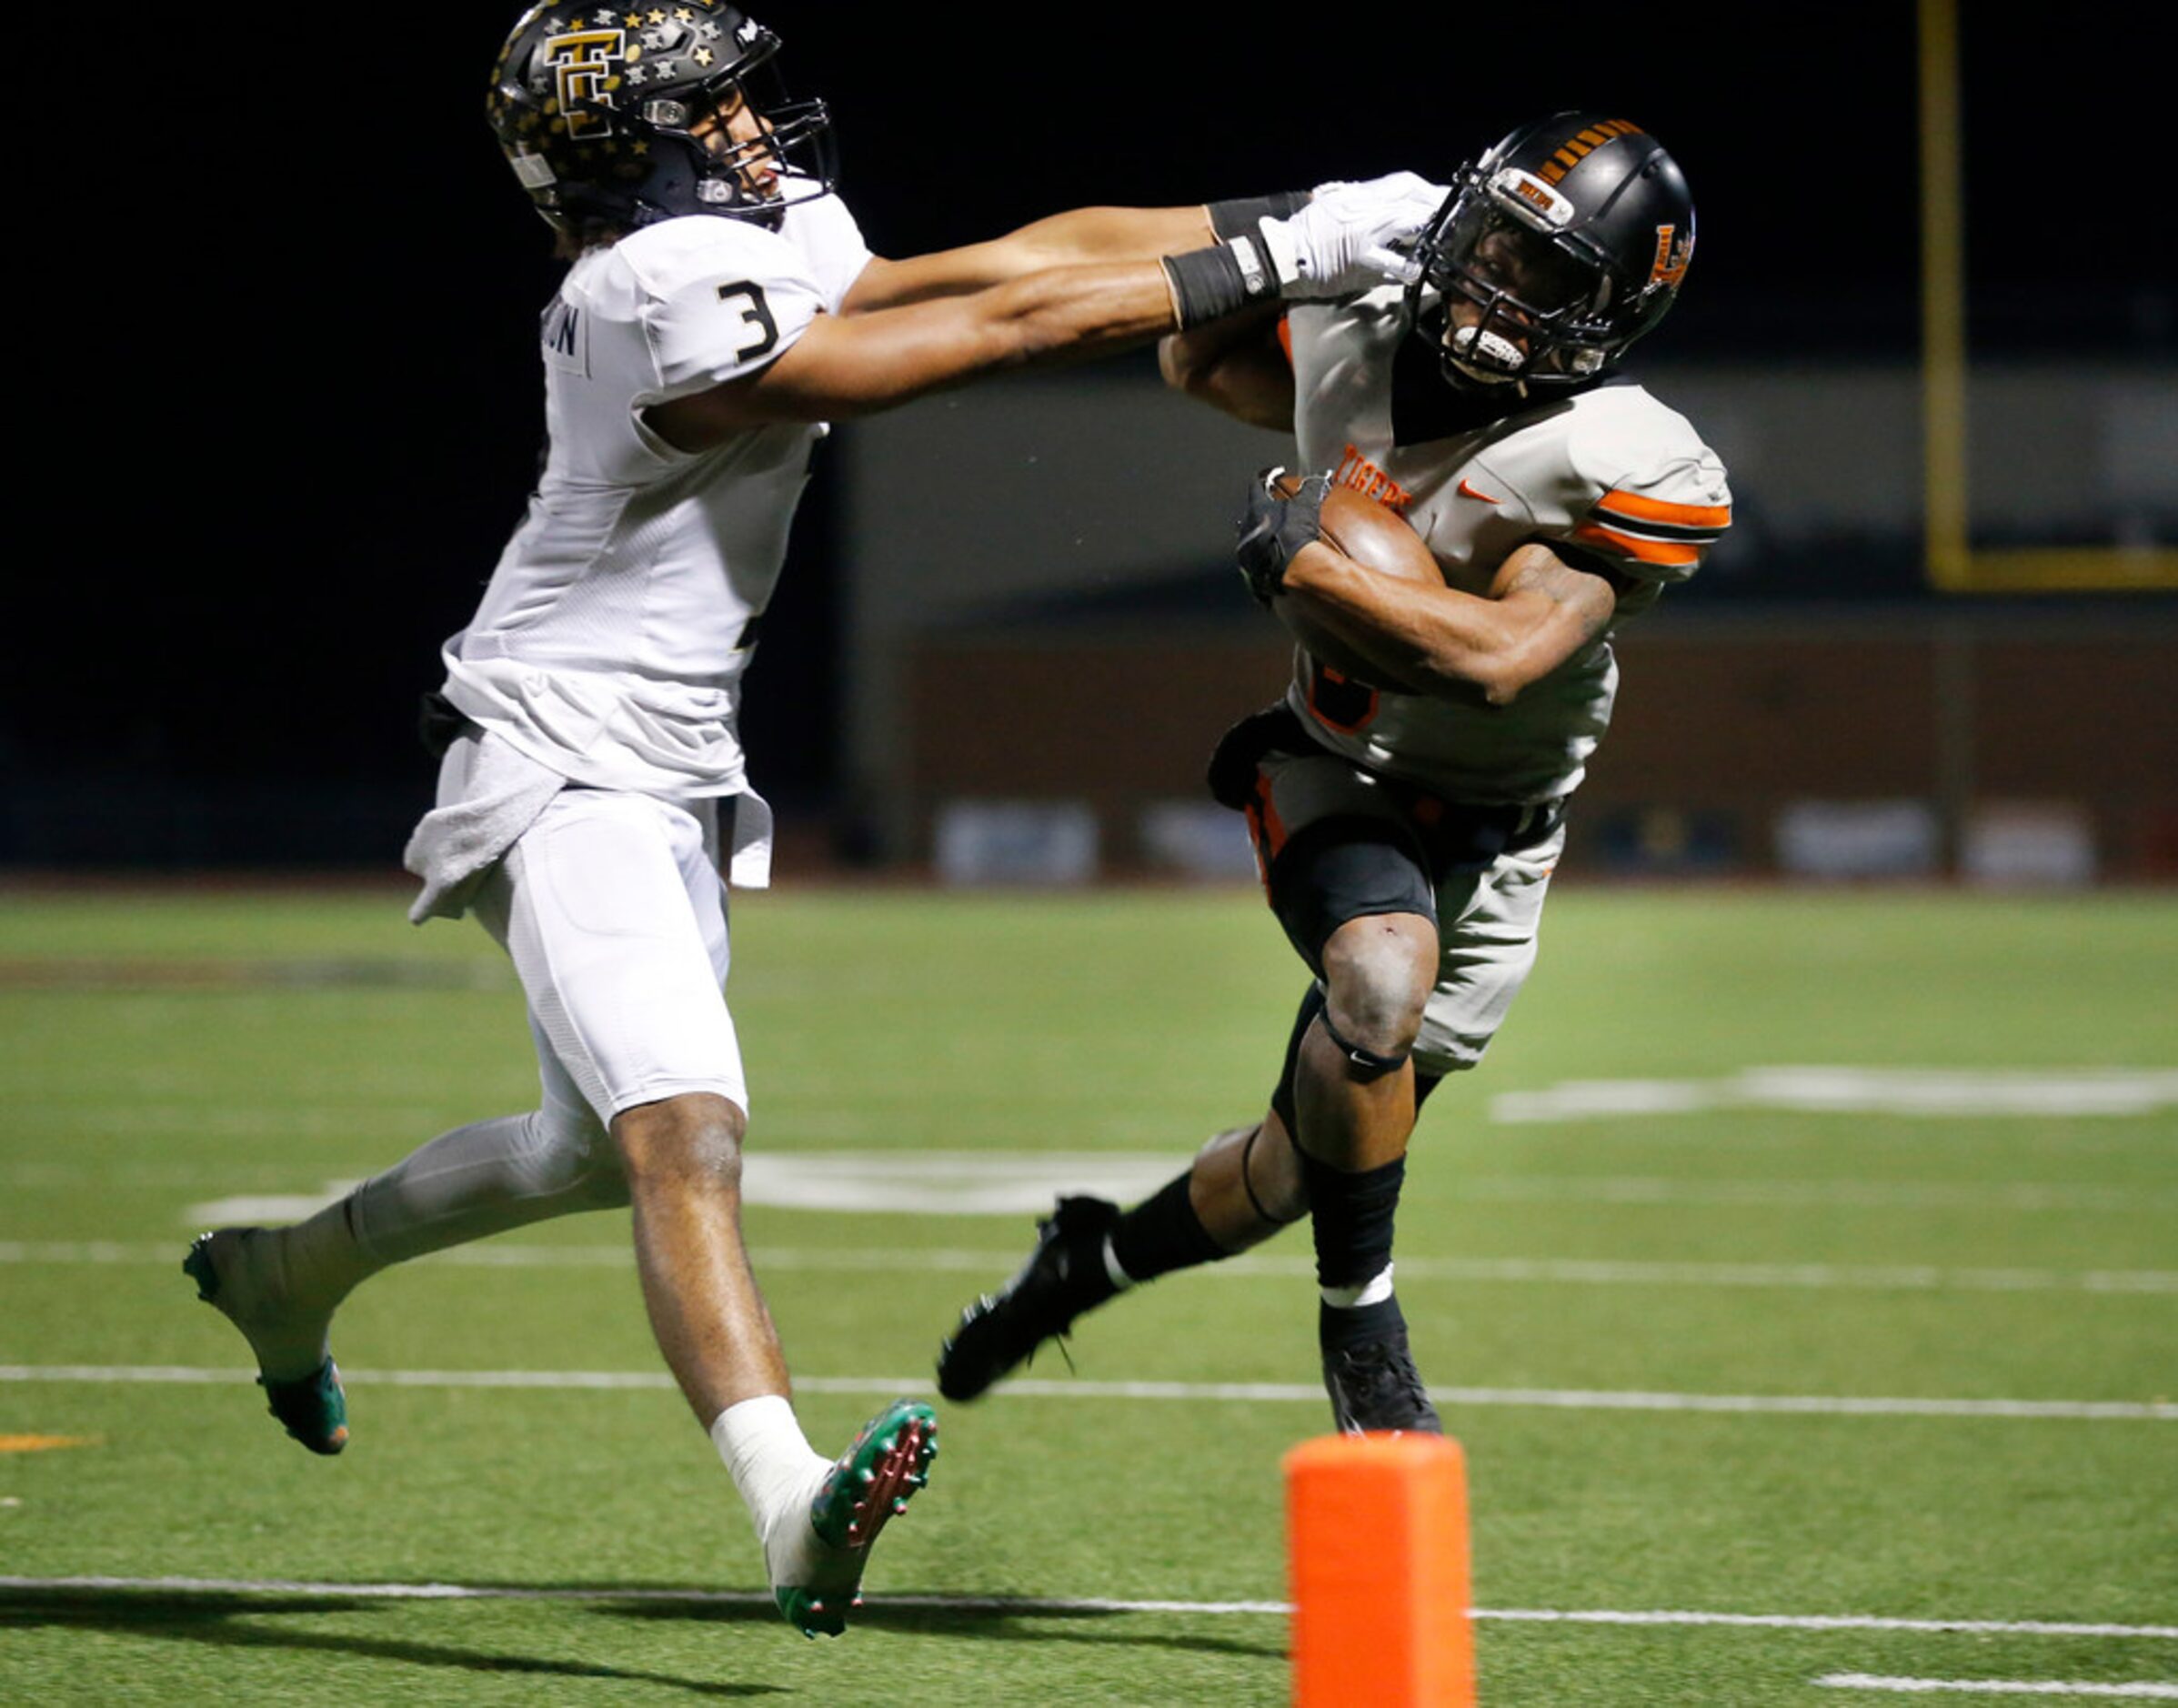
1457,477,1501,504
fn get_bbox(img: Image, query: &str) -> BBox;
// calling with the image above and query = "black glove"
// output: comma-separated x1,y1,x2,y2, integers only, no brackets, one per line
1235,467,1329,607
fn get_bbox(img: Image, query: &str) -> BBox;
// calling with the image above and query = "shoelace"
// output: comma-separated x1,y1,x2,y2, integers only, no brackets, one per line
1340,1343,1430,1413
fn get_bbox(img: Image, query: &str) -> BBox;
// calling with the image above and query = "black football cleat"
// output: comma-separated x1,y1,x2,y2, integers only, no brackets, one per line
1322,1328,1444,1436
936,1196,1121,1402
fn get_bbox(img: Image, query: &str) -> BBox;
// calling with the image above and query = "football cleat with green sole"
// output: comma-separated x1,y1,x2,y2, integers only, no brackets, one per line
183,1231,350,1456
771,1398,938,1638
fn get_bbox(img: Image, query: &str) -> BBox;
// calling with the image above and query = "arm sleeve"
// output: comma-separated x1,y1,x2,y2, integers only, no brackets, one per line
632,222,829,400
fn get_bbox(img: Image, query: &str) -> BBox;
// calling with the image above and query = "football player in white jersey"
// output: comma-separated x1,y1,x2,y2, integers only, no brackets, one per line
180,0,1442,1637
938,115,1731,1436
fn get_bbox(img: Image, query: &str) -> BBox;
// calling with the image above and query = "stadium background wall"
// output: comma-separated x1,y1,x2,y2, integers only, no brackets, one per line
902,613,2178,881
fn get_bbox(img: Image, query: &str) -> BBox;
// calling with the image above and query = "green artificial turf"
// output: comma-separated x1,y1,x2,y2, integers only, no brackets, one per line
2,882,2173,1703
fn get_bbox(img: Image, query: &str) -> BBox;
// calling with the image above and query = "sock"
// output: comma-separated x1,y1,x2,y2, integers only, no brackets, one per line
1106,1171,1228,1287
265,1199,376,1318
1319,1292,1410,1354
1298,1152,1406,1293
206,1228,344,1382
710,1394,827,1541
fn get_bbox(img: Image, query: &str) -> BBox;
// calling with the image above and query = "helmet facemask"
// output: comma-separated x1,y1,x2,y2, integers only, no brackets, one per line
1411,167,1622,395
617,34,837,226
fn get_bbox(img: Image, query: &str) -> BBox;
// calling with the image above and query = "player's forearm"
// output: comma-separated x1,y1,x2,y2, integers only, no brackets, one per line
740,262,1179,423
973,260,1189,371
845,206,1216,312
1285,544,1591,705
986,206,1219,271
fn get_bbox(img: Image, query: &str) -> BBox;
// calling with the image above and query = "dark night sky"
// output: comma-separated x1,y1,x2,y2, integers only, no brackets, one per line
15,5,2164,852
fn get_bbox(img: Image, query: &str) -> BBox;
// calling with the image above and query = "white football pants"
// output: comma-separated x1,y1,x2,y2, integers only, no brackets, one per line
345,786,746,1264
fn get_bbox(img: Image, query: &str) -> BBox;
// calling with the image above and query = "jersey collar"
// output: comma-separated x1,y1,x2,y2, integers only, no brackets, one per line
1388,319,1619,447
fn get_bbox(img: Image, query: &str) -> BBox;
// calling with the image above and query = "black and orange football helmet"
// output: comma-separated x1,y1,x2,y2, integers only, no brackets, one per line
1409,114,1696,394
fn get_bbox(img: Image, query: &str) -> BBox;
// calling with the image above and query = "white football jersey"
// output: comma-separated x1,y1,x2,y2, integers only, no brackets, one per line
438,189,873,797
1280,287,1731,804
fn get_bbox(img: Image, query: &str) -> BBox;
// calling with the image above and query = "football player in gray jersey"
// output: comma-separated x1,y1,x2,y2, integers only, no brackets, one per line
938,115,1731,1437
181,0,1442,1638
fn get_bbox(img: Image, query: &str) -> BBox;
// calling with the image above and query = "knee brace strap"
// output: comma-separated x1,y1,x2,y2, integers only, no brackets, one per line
1317,1005,1411,1074
1240,1124,1308,1228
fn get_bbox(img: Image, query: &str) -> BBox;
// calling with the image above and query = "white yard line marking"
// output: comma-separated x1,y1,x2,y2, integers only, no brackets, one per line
0,1110,452,1143
7,1239,2174,1295
1492,1067,2178,1123
968,1380,2178,1422
5,1160,2173,1215
1814,1675,2178,1698
0,1578,2171,1642
1501,1612,2177,1639
1453,1178,2178,1214
1,1364,2169,1422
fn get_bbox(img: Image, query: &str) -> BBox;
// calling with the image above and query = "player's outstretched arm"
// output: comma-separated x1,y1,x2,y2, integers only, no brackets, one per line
840,173,1437,316
647,258,1185,446
649,183,1438,449
1284,538,1622,706
842,206,1219,313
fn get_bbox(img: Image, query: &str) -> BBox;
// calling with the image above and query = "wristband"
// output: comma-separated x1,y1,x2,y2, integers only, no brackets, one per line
1205,190,1310,242
1160,236,1278,330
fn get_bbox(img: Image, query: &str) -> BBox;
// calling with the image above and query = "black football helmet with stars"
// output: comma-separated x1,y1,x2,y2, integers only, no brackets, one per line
487,2,837,238
1407,114,1696,397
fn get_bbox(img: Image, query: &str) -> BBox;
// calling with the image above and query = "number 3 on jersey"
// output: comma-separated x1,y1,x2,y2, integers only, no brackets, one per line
715,280,778,361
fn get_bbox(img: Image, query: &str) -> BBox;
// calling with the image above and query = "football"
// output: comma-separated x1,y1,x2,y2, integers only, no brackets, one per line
1269,475,1444,691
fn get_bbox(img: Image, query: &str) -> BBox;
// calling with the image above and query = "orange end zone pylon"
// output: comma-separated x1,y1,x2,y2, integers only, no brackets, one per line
1284,1432,1475,1707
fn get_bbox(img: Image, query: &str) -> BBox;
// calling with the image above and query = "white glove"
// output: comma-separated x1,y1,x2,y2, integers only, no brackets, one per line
1252,171,1449,299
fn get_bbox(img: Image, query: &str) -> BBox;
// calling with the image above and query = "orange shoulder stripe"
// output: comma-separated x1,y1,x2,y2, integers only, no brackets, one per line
1594,487,1731,529
1572,523,1703,567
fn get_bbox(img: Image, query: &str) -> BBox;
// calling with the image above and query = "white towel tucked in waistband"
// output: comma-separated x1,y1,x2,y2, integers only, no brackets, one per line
403,728,776,925
403,730,567,924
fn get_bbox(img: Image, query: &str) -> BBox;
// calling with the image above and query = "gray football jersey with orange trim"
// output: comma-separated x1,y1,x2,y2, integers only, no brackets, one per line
1280,286,1731,805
